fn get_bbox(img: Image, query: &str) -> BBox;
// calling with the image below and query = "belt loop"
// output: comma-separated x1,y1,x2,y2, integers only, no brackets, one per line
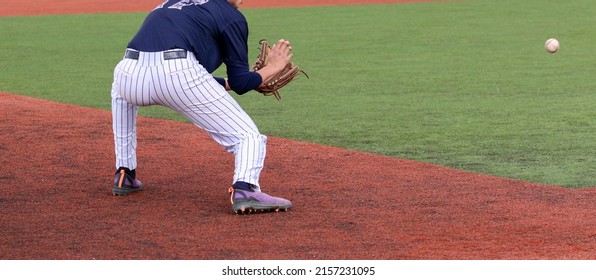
163,50,187,60
124,49,139,60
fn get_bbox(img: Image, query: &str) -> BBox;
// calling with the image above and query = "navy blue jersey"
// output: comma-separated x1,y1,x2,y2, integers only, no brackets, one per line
128,0,261,94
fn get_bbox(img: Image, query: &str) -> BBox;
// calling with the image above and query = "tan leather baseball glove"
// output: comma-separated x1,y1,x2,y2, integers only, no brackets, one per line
251,39,308,100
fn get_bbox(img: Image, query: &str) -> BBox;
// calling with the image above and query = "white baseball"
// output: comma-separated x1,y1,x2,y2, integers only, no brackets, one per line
545,38,560,53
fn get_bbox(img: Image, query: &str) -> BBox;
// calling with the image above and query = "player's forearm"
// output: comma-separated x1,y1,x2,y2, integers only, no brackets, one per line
218,67,277,92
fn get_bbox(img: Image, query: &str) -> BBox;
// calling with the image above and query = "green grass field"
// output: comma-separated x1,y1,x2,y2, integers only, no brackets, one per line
1,0,596,187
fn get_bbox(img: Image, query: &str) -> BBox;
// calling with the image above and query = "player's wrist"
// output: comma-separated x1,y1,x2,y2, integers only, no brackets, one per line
224,78,231,91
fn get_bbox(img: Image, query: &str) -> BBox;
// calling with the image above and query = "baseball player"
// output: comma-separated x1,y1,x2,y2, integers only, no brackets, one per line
110,0,293,214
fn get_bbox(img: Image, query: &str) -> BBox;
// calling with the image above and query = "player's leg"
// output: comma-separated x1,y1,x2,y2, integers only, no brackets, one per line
153,56,291,213
110,58,147,195
111,83,143,195
166,81,291,214
153,62,266,186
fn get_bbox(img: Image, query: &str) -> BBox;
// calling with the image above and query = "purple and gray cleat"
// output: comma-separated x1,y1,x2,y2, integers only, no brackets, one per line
229,183,292,214
112,170,143,196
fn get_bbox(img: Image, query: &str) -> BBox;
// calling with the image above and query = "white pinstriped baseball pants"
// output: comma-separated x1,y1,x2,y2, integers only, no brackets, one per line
111,49,266,188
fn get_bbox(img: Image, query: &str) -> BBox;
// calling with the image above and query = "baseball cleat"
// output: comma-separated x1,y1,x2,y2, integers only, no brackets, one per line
229,185,292,215
112,169,143,196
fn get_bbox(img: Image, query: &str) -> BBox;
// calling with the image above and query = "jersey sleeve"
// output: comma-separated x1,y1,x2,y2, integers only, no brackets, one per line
221,20,262,95
213,77,226,88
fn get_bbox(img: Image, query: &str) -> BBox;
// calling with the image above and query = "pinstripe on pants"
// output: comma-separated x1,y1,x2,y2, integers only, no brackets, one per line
111,49,267,189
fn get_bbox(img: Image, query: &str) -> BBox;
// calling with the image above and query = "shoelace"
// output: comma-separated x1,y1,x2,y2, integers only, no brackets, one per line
117,170,126,189
228,187,235,205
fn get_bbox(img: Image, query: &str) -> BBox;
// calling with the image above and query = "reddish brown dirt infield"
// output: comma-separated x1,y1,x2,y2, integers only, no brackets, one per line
2,92,596,259
1,1,595,260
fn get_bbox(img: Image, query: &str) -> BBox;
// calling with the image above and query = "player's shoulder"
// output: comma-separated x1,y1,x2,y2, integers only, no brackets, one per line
203,0,246,23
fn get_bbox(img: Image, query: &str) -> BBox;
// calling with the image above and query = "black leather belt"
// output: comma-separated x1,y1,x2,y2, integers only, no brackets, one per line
124,49,187,60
